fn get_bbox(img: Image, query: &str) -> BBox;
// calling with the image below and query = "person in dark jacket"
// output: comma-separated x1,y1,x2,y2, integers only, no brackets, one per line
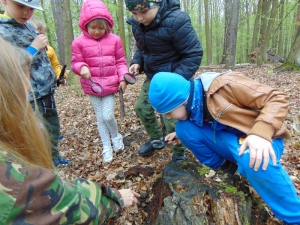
125,0,203,162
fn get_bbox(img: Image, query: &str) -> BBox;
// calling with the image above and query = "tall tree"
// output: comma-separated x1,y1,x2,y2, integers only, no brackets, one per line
278,3,300,71
220,0,240,68
277,0,285,56
117,0,126,53
49,0,73,72
50,0,65,64
204,0,212,65
257,0,279,65
63,0,74,70
251,0,263,51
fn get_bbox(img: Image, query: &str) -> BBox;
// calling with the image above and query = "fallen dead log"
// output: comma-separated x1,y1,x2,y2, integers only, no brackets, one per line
144,160,280,225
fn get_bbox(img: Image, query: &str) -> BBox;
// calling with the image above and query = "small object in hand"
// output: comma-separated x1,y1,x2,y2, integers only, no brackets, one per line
89,78,102,93
150,139,168,149
124,72,136,84
56,65,67,87
119,89,125,120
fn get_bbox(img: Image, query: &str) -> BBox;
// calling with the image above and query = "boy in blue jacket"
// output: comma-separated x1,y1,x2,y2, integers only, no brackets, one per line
149,71,300,225
0,0,70,166
125,0,203,161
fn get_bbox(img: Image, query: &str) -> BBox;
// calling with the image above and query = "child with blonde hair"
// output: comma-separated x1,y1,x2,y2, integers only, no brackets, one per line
0,0,70,166
71,0,128,162
29,16,68,83
0,36,139,224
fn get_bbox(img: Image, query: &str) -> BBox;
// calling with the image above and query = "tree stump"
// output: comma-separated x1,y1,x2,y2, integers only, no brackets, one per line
143,160,278,225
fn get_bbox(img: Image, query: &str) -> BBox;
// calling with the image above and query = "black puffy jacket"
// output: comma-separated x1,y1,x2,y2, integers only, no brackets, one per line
127,0,203,80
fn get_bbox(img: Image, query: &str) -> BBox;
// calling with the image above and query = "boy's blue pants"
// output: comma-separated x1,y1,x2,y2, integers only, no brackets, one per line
176,120,300,224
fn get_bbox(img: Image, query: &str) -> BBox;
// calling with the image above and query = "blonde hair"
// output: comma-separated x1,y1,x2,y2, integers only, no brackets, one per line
29,17,47,33
0,37,54,170
87,18,112,33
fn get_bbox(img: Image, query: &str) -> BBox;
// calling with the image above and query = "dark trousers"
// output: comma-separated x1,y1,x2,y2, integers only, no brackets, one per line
31,94,60,161
134,78,186,156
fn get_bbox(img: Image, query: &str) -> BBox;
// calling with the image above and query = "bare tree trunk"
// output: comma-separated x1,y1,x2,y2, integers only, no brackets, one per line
227,0,240,68
277,6,300,71
220,0,230,65
258,0,279,65
245,0,250,57
50,0,65,64
251,0,263,51
63,0,73,70
220,0,240,68
257,0,271,65
117,0,126,54
277,0,285,56
285,27,300,68
40,0,52,47
204,0,212,65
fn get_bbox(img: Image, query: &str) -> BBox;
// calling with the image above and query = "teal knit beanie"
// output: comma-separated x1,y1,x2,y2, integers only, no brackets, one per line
149,72,191,114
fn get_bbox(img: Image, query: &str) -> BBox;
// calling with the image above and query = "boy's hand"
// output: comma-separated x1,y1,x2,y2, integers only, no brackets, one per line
239,134,276,171
165,132,182,145
129,64,140,76
80,66,91,79
31,34,48,51
119,81,127,93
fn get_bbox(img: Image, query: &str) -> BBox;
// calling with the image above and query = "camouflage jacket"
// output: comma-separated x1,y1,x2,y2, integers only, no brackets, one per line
0,149,124,225
0,15,56,101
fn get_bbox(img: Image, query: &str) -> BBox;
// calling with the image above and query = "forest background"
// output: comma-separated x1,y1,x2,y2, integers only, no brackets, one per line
1,0,300,223
1,0,299,84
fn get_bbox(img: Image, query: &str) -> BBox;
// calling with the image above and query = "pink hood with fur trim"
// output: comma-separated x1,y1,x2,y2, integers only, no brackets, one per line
71,0,128,96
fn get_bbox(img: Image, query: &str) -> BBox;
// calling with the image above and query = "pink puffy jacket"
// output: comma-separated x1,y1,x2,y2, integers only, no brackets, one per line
71,0,128,96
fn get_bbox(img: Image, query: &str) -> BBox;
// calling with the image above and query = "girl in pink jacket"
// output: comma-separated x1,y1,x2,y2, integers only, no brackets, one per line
71,0,128,163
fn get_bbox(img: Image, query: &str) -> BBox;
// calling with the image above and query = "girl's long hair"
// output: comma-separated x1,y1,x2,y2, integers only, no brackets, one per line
0,37,54,170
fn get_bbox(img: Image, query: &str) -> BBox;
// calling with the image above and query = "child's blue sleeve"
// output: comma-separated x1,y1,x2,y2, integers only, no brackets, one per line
26,45,38,57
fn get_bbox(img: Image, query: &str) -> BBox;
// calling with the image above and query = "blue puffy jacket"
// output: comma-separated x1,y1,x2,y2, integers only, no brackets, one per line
127,0,203,80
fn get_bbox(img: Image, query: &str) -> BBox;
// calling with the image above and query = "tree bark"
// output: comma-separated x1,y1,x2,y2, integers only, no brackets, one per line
50,0,65,65
258,0,279,65
204,0,212,65
251,0,263,51
63,0,73,70
227,0,240,68
220,0,240,68
117,0,126,55
140,161,275,225
277,26,300,71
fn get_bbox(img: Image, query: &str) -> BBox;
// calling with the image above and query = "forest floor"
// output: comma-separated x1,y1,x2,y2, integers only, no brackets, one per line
55,65,300,225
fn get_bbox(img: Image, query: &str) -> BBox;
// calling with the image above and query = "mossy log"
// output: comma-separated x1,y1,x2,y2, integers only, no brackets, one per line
276,61,300,72
144,161,280,225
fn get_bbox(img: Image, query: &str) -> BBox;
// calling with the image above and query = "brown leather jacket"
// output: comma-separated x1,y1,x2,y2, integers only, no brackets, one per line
205,71,291,142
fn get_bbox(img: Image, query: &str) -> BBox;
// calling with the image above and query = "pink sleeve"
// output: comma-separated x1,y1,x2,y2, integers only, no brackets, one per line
71,39,88,76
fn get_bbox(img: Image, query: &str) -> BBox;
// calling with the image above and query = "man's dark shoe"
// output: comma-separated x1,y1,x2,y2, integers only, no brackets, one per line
138,138,164,156
217,160,238,175
172,154,188,163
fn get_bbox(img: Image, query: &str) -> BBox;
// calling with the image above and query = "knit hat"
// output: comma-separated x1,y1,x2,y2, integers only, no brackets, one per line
125,0,162,11
149,72,191,114
12,0,43,11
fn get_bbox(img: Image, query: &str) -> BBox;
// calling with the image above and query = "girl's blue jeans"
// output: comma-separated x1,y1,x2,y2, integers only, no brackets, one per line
176,120,300,224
